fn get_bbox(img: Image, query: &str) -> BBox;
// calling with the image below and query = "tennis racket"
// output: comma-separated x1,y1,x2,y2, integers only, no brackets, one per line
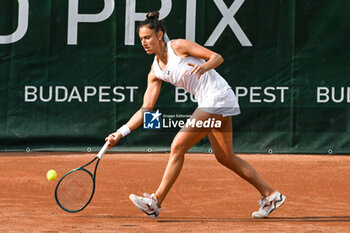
55,141,109,213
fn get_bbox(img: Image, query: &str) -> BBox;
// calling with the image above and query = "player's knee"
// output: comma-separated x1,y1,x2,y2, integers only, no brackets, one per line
215,152,236,167
215,155,229,166
170,141,186,159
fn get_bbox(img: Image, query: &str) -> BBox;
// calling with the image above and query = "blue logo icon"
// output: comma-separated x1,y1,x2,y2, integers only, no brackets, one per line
143,110,162,129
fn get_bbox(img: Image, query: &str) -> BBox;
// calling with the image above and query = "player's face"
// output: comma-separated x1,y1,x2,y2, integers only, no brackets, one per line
138,26,161,54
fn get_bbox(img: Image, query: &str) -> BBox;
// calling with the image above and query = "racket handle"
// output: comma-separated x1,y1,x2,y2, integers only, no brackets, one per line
97,141,109,159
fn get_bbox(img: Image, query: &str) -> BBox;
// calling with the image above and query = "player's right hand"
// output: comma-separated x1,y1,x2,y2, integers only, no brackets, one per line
105,132,122,148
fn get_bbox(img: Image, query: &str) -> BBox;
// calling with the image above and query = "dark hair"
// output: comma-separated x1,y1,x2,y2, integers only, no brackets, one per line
138,11,167,39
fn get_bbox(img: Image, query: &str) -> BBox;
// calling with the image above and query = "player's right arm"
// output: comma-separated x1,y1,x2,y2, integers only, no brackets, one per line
106,65,162,147
123,66,162,131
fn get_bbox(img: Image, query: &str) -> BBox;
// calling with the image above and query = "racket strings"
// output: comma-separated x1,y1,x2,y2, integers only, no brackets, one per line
56,169,94,211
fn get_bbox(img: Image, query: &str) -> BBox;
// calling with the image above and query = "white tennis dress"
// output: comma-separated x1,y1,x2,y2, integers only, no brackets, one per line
152,40,240,117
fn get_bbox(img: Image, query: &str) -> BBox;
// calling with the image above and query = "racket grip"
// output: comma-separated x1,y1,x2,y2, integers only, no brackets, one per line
97,141,109,159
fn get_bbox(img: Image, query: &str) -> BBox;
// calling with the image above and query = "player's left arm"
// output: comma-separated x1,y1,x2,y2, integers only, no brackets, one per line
171,39,224,78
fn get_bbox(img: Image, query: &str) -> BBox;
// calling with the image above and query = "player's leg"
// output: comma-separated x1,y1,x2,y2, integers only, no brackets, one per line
130,108,213,218
155,108,214,206
208,116,274,197
130,122,207,219
208,116,286,218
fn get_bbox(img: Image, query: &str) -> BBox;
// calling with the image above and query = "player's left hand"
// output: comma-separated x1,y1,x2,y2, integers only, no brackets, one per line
188,63,206,79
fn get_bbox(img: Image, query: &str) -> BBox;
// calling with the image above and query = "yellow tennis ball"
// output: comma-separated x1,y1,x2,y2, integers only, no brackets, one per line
46,170,57,181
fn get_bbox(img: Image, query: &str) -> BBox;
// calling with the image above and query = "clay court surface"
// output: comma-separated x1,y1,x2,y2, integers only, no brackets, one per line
1,152,350,232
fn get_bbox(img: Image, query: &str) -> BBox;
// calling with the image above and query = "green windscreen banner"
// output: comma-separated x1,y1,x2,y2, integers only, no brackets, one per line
0,0,349,153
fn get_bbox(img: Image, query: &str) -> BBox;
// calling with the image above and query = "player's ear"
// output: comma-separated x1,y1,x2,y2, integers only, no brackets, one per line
157,30,163,41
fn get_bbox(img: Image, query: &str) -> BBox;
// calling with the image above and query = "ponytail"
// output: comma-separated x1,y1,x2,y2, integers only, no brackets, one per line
146,11,160,20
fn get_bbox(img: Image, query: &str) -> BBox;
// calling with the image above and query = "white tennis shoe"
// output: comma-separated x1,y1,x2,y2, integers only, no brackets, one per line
252,191,286,219
129,193,161,219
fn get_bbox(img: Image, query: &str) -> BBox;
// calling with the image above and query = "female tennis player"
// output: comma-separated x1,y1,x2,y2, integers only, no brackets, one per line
106,11,285,219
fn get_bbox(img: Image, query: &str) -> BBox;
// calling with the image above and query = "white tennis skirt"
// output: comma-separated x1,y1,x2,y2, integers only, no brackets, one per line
196,87,241,117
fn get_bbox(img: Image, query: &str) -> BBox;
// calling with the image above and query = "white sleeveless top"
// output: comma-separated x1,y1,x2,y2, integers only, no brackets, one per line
152,40,240,116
